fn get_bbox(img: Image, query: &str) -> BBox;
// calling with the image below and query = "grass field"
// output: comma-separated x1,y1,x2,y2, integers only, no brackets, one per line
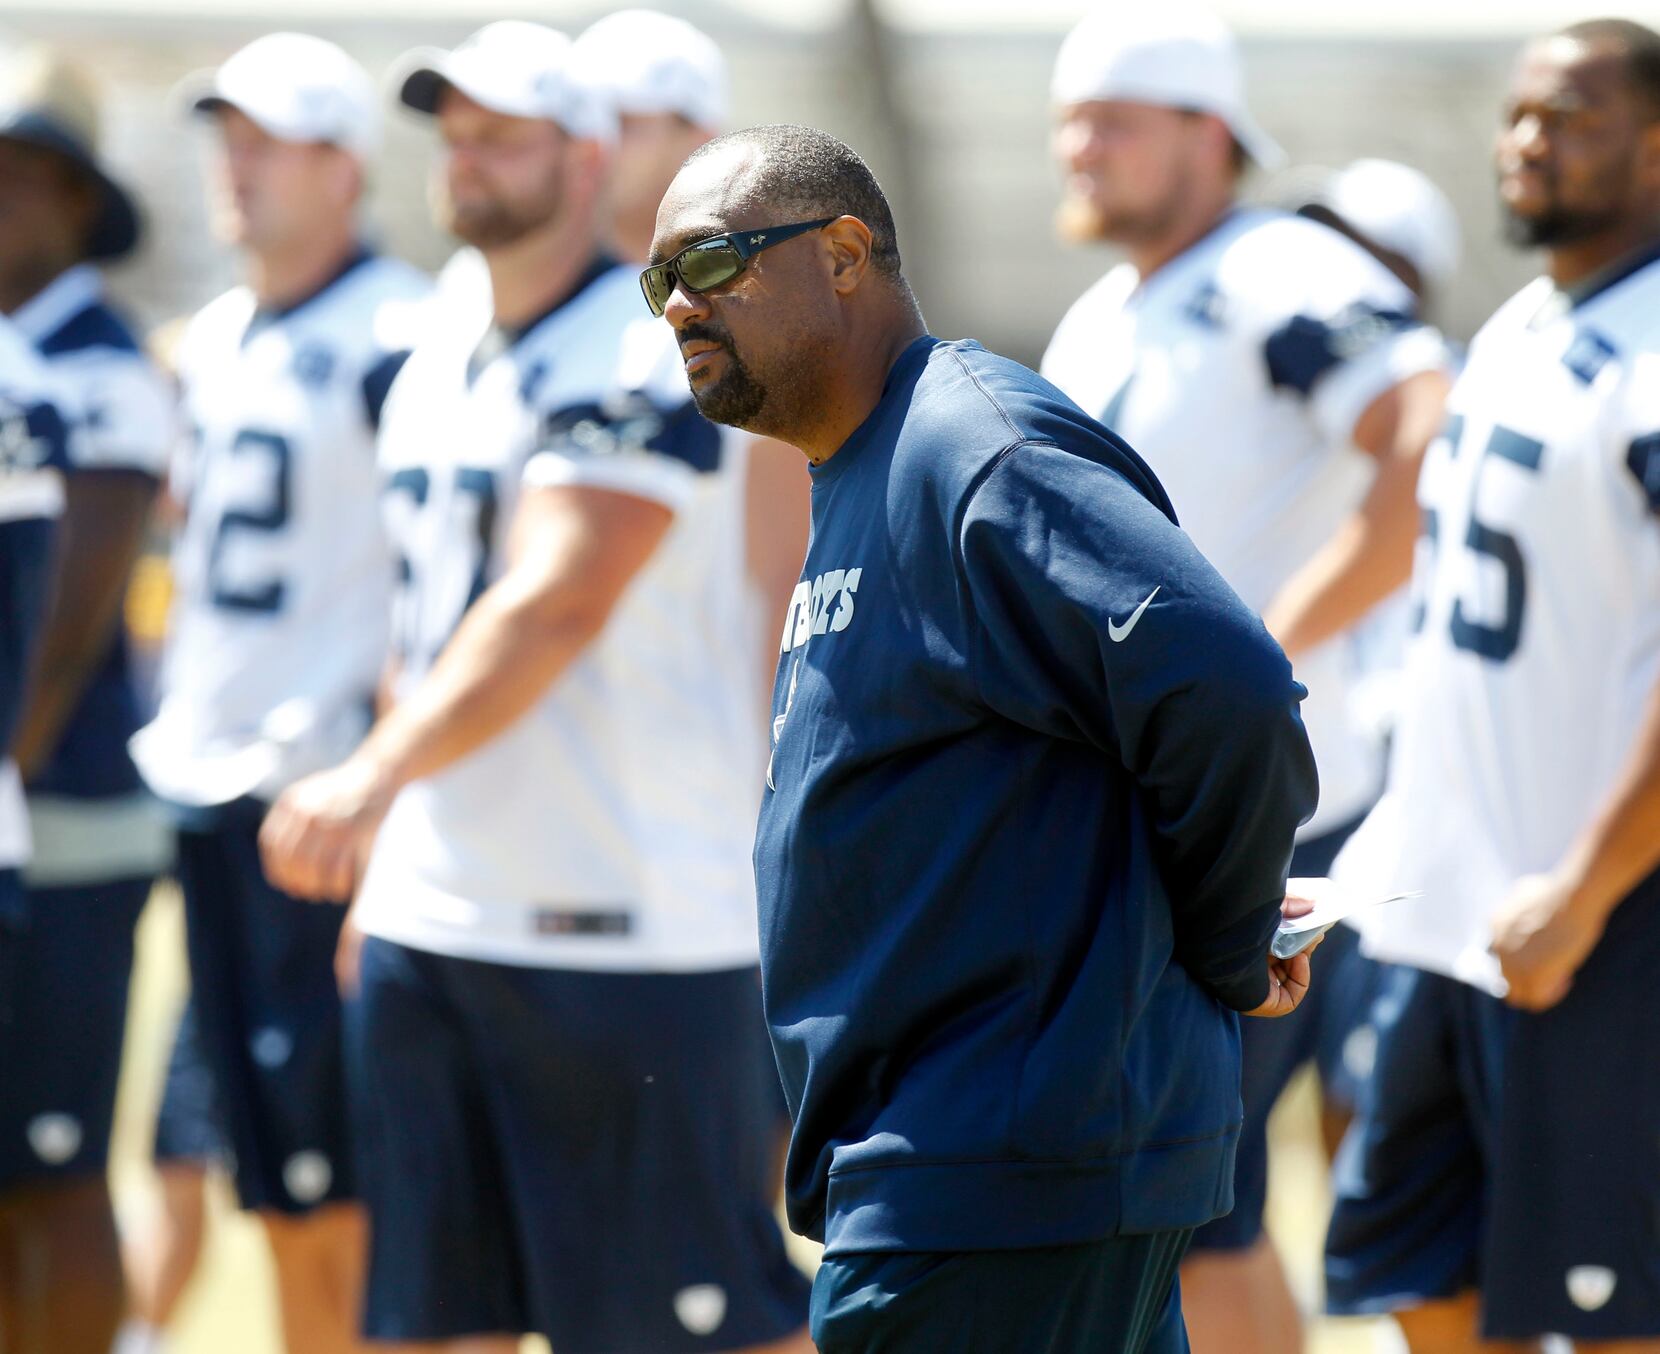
109,885,1399,1353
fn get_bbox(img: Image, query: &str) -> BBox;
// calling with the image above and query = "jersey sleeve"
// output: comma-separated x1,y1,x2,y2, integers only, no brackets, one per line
360,348,412,433
1616,352,1660,519
60,348,175,478
362,285,437,434
957,439,1318,1010
1259,230,1452,447
521,317,721,513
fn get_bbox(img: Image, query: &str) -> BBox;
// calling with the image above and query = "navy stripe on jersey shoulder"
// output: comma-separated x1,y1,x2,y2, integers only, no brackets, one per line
1264,303,1416,398
361,349,412,431
38,302,141,358
1629,432,1660,515
1566,239,1660,310
540,397,721,474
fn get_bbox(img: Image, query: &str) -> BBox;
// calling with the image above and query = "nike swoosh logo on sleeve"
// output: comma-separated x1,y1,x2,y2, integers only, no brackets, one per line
1107,586,1160,643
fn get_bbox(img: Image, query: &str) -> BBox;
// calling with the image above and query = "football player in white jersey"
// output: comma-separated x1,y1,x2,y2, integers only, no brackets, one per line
1040,9,1454,1353
0,48,172,1354
128,32,428,1354
1326,20,1660,1352
260,23,811,1353
572,6,811,867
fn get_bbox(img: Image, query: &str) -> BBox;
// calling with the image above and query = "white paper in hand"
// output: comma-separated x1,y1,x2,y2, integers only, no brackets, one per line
1271,877,1423,959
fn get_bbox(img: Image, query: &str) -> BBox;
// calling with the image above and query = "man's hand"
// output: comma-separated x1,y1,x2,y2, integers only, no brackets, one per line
1490,872,1605,1012
259,756,397,903
1244,892,1322,1019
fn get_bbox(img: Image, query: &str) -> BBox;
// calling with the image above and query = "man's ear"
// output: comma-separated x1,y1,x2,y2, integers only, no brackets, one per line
570,135,611,204
822,215,873,295
321,145,365,212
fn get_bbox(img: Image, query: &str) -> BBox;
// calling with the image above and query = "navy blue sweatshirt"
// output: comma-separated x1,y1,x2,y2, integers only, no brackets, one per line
754,336,1317,1256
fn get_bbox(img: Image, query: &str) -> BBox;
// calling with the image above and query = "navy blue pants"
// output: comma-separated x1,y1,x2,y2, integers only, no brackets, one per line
0,872,149,1188
172,798,353,1213
348,939,809,1352
1326,865,1660,1340
812,1231,1193,1353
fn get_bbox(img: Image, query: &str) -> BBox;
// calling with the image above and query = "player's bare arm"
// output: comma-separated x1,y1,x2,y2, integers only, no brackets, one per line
1492,674,1660,1010
11,468,155,777
744,435,811,718
1262,365,1451,659
260,483,671,900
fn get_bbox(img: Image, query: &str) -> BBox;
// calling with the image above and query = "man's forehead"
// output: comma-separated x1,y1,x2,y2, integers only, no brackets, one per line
652,145,763,259
1513,36,1627,105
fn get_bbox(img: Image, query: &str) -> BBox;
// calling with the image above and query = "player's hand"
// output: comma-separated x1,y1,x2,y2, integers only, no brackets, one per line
1489,872,1604,1012
259,757,396,903
1243,891,1322,1019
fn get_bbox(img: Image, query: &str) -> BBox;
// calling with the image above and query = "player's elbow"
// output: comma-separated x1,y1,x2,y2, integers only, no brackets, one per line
511,582,619,658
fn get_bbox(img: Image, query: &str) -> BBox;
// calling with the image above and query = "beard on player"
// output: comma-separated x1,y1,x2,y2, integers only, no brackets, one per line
1498,170,1628,249
434,161,568,250
1053,167,1195,250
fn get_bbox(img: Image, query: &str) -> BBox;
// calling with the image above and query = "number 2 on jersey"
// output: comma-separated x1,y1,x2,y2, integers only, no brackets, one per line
1414,416,1544,664
206,429,291,613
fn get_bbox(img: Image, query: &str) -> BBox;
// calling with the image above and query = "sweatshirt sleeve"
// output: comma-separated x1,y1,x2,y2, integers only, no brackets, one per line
957,439,1318,1010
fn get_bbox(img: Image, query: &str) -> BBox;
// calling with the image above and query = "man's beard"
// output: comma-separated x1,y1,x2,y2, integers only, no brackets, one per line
681,322,769,429
1500,189,1624,249
437,180,561,250
1054,182,1184,249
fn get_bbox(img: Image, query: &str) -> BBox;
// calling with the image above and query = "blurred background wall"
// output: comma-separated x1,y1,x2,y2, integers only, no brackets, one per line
4,0,1659,365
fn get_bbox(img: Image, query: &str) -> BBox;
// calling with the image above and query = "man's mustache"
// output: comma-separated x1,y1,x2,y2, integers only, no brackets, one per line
678,322,738,357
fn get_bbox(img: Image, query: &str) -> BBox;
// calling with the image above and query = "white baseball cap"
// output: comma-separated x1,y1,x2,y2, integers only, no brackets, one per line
1293,158,1463,291
393,21,616,143
1051,5,1285,171
185,32,379,160
572,10,729,133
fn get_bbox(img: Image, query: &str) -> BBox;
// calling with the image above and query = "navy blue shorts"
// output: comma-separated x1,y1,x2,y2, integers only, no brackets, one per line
1325,866,1660,1340
172,798,352,1213
1189,815,1384,1252
152,993,224,1165
0,871,150,1189
812,1230,1193,1354
348,939,810,1351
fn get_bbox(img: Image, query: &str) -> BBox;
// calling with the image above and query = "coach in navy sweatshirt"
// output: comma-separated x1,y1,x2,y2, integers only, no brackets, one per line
645,124,1320,1354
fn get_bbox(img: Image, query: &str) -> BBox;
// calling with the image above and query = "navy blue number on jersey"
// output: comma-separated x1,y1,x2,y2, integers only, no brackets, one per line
384,466,498,666
206,429,292,613
1415,416,1544,663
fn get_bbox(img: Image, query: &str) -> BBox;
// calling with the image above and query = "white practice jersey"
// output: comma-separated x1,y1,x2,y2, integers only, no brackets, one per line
1337,251,1660,992
1042,208,1450,837
0,315,74,867
354,262,764,973
132,253,431,806
13,266,177,884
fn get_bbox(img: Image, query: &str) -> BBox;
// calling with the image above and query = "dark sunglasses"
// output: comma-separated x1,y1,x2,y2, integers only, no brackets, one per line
639,217,836,317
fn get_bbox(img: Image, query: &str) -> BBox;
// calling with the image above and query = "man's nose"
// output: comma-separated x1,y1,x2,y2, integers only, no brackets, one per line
1056,118,1101,167
1510,112,1550,160
664,281,710,330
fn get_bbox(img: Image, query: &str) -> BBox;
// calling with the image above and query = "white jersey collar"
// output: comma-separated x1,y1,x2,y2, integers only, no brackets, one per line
10,265,104,346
